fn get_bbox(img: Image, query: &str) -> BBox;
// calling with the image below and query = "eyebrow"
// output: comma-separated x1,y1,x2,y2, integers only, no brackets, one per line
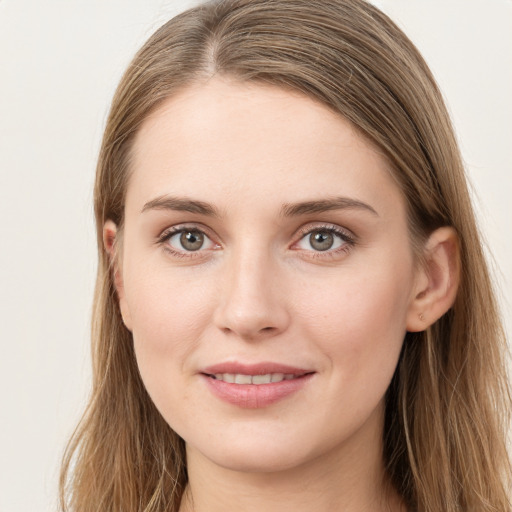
141,195,378,217
280,197,378,217
141,195,220,217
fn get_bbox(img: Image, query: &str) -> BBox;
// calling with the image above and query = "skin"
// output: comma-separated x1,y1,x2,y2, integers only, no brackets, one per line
105,77,459,512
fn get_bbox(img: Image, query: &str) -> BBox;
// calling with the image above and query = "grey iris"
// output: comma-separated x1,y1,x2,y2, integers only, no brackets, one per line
310,231,334,251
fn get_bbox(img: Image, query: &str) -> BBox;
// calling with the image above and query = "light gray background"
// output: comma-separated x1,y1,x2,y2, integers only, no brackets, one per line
0,1,510,511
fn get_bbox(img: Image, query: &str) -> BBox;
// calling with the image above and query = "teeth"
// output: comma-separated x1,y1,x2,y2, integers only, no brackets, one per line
235,374,252,384
212,373,299,384
252,374,272,384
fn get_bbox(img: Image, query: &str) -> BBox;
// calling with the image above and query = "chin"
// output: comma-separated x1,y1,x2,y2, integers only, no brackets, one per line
186,433,317,474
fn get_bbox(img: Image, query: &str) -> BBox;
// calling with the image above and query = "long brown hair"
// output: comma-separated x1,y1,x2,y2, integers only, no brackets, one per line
60,1,511,510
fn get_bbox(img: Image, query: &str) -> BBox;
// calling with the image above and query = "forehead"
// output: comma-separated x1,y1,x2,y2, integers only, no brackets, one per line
127,77,404,219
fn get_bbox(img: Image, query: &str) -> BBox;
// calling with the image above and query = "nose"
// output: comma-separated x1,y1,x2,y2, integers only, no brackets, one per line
213,247,290,341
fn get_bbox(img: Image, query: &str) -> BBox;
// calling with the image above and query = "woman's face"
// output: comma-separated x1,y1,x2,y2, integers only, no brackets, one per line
113,78,423,473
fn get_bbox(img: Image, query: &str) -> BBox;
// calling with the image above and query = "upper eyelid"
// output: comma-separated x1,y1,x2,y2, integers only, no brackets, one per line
158,225,218,256
158,223,217,241
293,223,355,241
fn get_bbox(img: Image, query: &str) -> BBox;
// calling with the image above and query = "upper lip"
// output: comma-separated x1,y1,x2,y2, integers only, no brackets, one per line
201,361,313,376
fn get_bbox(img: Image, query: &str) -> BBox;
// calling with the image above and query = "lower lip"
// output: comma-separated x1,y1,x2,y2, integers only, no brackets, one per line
202,373,314,409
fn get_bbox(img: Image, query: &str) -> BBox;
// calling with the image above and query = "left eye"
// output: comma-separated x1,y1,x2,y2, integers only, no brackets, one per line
296,229,348,252
166,229,216,252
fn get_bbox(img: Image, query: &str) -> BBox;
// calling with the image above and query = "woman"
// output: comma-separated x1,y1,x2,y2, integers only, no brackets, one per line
60,1,511,511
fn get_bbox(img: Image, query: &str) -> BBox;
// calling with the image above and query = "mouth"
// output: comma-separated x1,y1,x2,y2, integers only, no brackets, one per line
204,372,311,385
200,362,315,408
201,361,314,383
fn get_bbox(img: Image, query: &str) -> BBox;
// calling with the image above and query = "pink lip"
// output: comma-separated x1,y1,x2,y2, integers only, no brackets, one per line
202,361,311,376
200,361,315,409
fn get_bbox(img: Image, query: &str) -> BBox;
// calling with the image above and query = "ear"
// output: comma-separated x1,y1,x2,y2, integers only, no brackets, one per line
406,227,460,332
103,220,133,331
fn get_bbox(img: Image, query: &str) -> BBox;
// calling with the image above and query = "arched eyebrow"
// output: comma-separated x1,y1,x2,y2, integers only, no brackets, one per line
280,197,379,217
141,195,378,217
141,195,220,217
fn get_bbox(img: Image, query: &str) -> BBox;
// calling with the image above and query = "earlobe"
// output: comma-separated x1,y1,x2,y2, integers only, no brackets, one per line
103,220,133,331
406,227,460,332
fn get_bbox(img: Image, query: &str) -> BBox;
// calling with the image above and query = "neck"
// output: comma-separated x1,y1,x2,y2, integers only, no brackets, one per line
178,405,405,512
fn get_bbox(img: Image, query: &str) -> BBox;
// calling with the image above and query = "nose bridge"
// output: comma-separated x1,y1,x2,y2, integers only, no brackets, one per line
214,239,289,339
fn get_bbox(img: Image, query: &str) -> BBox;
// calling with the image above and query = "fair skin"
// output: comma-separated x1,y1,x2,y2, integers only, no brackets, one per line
104,77,458,512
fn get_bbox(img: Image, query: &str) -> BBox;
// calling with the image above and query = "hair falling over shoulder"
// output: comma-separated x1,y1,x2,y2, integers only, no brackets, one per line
60,1,511,510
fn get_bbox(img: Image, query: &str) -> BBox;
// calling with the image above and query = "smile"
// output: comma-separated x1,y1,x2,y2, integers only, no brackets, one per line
200,362,315,408
209,373,299,384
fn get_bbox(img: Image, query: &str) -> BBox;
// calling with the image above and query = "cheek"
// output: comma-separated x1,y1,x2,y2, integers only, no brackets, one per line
294,265,412,377
123,264,217,388
126,263,212,334
125,273,219,428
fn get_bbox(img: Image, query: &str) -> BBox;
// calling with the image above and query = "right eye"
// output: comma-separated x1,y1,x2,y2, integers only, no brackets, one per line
159,227,218,256
167,229,216,252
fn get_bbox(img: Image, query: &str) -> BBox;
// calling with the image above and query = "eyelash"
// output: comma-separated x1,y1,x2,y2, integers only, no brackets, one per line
157,224,217,259
293,224,356,260
157,223,356,260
